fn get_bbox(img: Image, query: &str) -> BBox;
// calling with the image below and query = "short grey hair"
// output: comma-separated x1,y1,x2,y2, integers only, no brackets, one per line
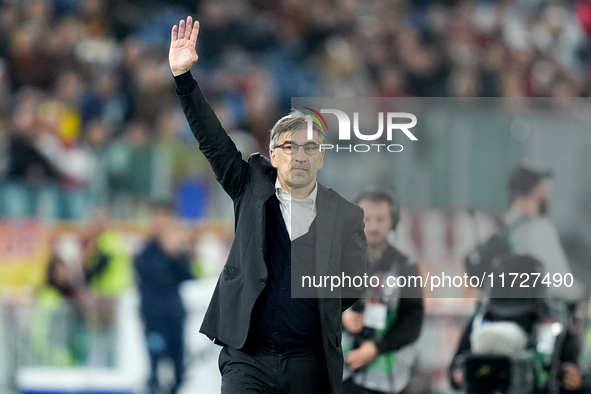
269,109,326,149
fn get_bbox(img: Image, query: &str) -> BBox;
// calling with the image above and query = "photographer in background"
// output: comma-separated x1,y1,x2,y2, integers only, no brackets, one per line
342,188,424,394
451,165,585,393
503,166,583,300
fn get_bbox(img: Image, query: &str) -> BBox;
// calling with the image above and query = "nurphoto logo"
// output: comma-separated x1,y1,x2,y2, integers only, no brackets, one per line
305,108,418,153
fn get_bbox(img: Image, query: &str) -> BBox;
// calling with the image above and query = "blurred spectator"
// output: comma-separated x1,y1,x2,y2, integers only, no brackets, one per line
82,208,133,297
153,107,215,219
1,88,60,219
81,208,133,366
134,202,194,394
0,113,10,181
82,118,111,207
7,21,57,90
34,75,96,220
504,165,584,299
78,72,130,127
320,35,372,97
154,107,209,188
31,254,88,366
104,120,167,217
0,59,10,111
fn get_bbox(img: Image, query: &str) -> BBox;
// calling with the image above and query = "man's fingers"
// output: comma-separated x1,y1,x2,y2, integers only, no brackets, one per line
176,17,198,43
179,19,185,39
185,16,192,39
190,20,200,44
171,25,177,42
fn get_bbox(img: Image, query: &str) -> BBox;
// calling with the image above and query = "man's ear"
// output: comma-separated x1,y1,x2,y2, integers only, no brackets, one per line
270,148,278,168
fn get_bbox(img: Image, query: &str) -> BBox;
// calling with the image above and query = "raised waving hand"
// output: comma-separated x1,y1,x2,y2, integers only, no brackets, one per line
169,16,200,77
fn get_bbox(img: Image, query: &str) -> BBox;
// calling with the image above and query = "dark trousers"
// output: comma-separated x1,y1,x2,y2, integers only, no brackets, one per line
144,319,185,394
219,345,332,393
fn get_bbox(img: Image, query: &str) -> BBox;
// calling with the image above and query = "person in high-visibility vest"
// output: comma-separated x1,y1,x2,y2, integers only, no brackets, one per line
82,211,133,366
32,255,87,366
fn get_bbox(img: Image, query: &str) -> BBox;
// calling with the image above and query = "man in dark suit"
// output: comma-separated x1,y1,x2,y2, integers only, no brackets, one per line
169,16,367,394
135,203,194,394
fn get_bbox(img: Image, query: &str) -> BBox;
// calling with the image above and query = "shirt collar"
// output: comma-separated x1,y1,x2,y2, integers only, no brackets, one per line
275,178,317,205
504,206,532,225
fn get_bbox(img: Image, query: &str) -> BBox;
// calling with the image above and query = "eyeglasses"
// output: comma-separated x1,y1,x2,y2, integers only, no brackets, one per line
273,142,320,155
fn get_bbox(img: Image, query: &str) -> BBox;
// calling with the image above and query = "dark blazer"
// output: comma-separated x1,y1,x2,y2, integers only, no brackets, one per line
177,81,367,394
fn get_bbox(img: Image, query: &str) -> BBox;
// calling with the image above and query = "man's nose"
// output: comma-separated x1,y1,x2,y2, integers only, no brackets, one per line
292,146,307,161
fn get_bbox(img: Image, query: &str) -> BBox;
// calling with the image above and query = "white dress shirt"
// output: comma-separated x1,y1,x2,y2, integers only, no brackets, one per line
275,179,317,240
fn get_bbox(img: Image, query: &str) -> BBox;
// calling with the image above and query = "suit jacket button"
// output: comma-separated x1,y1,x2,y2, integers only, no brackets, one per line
259,277,267,285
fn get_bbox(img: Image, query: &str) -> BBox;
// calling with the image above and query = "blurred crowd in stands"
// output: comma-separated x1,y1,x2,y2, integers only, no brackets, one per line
0,0,590,220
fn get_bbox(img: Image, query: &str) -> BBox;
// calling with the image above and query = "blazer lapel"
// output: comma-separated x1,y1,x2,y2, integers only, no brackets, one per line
254,167,277,203
315,183,338,276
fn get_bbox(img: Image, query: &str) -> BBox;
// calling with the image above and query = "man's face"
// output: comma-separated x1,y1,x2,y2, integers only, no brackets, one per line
270,128,324,191
358,199,392,247
53,261,70,285
534,181,549,215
